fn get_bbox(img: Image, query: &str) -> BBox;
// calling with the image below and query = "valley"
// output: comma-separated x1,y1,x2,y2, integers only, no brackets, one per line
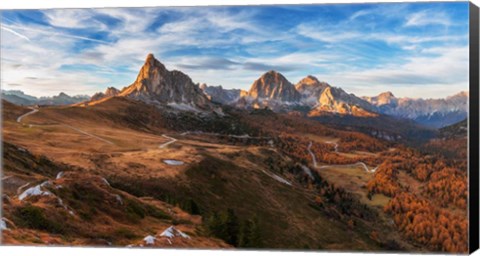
1,54,469,253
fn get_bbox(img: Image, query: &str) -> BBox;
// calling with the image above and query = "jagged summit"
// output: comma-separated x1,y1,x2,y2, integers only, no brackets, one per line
380,91,395,97
363,91,397,107
310,86,378,117
119,54,210,109
90,87,120,102
297,75,321,86
247,70,300,102
104,87,120,97
295,75,331,106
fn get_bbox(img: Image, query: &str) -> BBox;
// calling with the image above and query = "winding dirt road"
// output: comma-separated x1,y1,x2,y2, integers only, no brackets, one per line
16,108,39,123
159,135,177,148
308,141,378,173
326,141,339,153
318,162,377,173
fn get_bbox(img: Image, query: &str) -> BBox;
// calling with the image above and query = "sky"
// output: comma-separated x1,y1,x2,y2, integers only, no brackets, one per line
0,2,470,98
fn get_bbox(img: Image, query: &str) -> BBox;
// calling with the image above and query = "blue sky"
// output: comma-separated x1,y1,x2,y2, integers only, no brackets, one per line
0,2,470,98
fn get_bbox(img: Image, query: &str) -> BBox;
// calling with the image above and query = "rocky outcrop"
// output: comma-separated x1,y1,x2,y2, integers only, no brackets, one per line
90,87,120,101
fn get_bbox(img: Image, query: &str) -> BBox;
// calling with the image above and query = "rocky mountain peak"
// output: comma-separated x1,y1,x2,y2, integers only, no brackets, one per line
295,75,331,106
247,70,300,102
104,87,120,97
297,75,321,86
312,86,377,116
376,91,396,106
379,91,395,98
119,54,210,110
199,83,208,91
363,91,397,107
447,91,468,100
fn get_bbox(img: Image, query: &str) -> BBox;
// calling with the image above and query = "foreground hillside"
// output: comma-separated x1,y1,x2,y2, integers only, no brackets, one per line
1,95,468,252
2,99,383,250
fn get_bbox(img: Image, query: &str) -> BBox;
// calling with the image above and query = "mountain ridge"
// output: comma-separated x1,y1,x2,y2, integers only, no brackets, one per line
364,91,468,128
3,54,468,128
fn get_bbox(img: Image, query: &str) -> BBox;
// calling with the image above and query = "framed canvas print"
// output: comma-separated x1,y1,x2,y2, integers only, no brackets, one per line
1,0,479,255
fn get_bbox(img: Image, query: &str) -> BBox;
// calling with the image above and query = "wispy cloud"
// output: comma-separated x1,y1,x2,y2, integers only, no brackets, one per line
1,26,30,41
404,10,451,27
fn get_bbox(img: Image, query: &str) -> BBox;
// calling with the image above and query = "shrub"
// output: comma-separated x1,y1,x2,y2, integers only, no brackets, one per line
14,204,65,234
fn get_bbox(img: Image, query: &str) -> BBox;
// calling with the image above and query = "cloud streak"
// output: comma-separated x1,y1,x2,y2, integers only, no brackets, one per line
1,26,30,41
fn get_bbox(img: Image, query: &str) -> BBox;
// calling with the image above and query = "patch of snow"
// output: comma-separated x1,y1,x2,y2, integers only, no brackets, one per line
160,226,190,239
57,198,65,207
1,219,8,230
163,160,184,166
301,165,315,180
268,140,274,147
17,147,26,152
143,235,156,245
213,107,225,117
271,173,292,186
167,102,202,113
101,178,110,186
115,194,123,205
261,170,292,186
56,172,64,179
19,184,51,201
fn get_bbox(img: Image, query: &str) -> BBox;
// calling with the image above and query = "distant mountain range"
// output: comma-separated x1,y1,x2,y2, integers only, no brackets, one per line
1,90,90,106
2,53,468,129
199,69,467,128
363,91,468,128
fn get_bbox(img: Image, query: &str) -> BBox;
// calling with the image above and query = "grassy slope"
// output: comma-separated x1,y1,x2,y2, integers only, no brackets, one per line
2,97,421,250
